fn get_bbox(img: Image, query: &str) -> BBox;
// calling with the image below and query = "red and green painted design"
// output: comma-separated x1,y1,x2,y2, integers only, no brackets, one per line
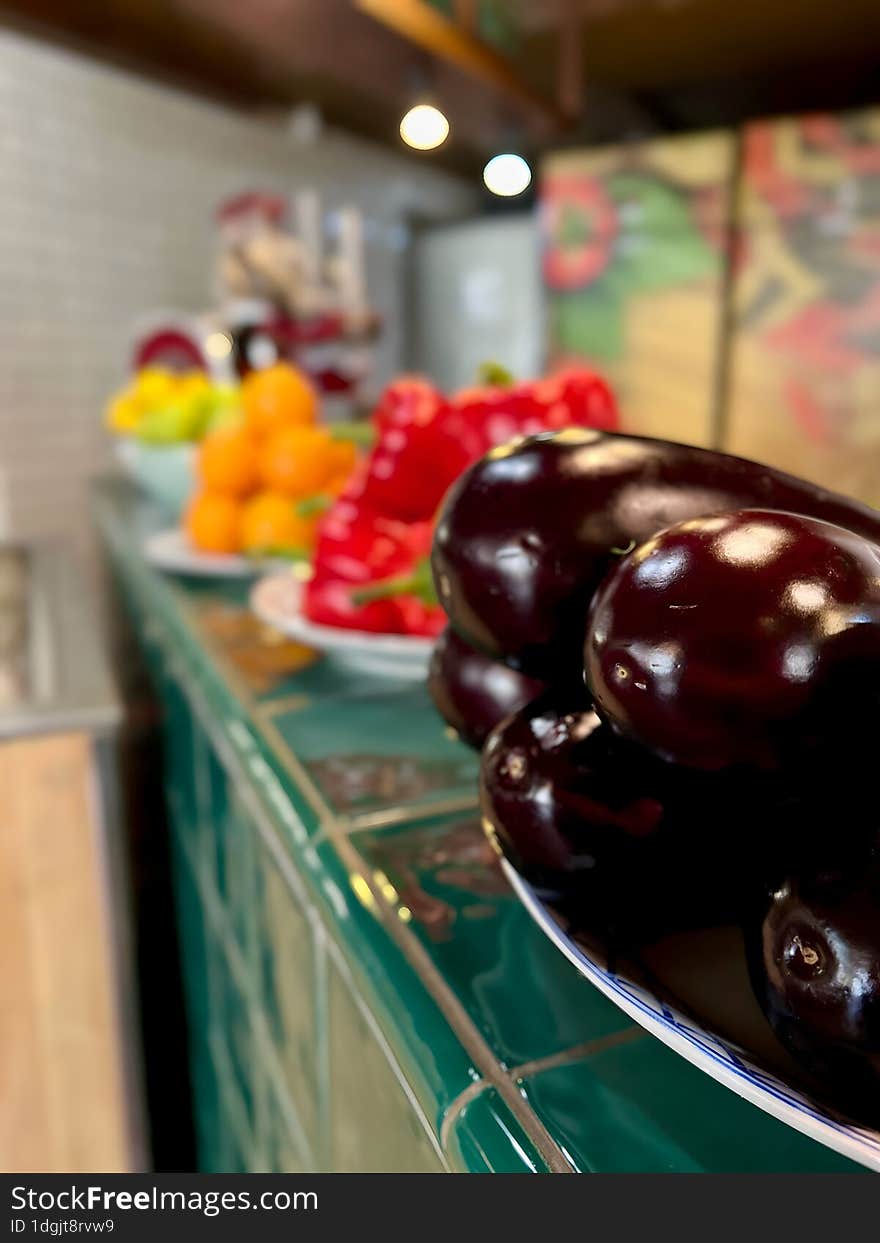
738,110,880,447
541,164,722,362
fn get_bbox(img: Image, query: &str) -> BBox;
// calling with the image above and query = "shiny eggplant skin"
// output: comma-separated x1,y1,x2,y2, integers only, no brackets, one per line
746,853,880,1119
480,693,762,939
586,509,880,772
432,429,880,677
427,627,545,750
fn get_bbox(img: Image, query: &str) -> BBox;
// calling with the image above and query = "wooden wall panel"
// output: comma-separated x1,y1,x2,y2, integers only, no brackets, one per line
0,732,131,1172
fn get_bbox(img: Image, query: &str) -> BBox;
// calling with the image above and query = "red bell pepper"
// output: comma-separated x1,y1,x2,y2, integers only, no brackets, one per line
452,363,618,448
523,366,618,434
360,378,483,522
306,503,439,635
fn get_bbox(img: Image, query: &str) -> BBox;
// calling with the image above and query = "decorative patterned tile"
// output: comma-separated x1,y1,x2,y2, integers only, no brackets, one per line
266,685,478,822
326,955,447,1172
347,814,634,1068
445,1088,550,1173
519,1037,864,1172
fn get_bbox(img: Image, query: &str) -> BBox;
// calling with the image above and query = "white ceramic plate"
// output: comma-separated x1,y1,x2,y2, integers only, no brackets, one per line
250,571,433,680
503,859,880,1173
144,528,263,578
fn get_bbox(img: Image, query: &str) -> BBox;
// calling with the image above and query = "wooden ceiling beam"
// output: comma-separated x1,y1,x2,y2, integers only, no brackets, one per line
354,0,572,131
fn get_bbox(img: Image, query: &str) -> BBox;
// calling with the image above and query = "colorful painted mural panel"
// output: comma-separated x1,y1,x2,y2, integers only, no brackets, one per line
541,132,735,447
725,109,880,505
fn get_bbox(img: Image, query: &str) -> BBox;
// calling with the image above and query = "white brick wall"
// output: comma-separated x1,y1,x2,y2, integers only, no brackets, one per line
0,28,475,558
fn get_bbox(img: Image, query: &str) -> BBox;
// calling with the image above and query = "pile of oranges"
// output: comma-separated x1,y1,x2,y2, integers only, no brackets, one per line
184,363,357,557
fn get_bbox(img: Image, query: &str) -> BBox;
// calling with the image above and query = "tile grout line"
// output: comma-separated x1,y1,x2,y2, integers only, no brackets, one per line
252,790,451,1172
439,1080,488,1154
256,693,312,718
178,663,454,1173
174,591,337,827
259,707,482,835
136,569,570,1172
509,1025,646,1083
174,588,483,837
308,796,481,846
335,831,574,1174
179,832,318,1171
175,648,570,1173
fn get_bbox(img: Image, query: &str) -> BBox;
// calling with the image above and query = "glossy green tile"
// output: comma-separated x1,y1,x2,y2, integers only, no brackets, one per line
327,955,447,1172
168,825,218,1172
100,477,868,1177
312,834,480,1123
255,652,405,706
268,685,478,820
349,814,634,1068
255,837,321,1154
159,662,201,842
206,930,258,1146
520,1036,865,1172
263,1082,307,1174
208,1027,254,1173
204,756,260,965
446,1088,550,1173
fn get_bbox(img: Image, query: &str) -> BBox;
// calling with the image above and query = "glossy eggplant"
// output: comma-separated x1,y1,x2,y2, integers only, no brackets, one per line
746,850,880,1119
427,627,545,750
586,509,880,772
480,693,764,940
432,429,880,677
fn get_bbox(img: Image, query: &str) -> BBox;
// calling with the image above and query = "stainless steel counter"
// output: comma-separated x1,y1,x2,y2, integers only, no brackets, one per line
0,542,119,739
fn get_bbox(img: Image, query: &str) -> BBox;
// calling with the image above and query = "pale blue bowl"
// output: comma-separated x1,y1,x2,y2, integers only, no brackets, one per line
115,440,196,520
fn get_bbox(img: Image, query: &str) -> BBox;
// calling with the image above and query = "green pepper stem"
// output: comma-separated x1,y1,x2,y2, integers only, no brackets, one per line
329,420,375,447
351,558,437,607
245,545,311,563
477,361,515,387
296,493,333,518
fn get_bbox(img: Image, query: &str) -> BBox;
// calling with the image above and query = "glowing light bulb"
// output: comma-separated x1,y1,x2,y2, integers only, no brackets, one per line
483,153,531,197
399,104,449,151
204,331,232,359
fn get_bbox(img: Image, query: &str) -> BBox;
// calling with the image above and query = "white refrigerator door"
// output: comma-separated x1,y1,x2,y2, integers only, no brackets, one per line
411,215,543,390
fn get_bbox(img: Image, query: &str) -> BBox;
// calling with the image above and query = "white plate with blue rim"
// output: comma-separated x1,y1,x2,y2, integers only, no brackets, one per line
503,859,880,1173
250,570,433,680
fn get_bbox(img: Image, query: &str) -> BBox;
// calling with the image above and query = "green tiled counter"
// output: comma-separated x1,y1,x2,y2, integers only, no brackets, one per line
94,478,860,1173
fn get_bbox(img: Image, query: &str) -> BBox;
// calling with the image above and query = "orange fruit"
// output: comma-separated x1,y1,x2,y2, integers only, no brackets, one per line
185,491,242,554
327,470,354,498
197,424,260,498
327,437,357,480
240,491,317,555
242,363,318,440
259,425,338,498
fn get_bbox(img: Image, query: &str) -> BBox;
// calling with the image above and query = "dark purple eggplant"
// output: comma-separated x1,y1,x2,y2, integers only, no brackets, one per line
586,509,880,772
480,693,767,940
745,848,880,1120
428,627,545,750
432,429,880,678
